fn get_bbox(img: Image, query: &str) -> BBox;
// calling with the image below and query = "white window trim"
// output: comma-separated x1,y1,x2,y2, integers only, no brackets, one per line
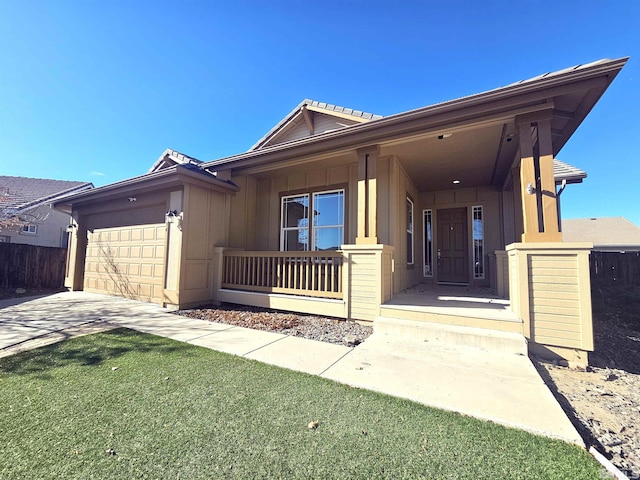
407,196,414,265
280,188,345,251
472,205,484,279
422,209,433,277
280,193,310,251
21,224,38,235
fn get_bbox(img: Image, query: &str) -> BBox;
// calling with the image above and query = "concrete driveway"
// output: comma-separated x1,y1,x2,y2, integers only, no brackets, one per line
0,291,583,445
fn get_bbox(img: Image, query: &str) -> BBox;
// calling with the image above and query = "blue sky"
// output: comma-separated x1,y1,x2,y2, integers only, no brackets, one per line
1,1,638,224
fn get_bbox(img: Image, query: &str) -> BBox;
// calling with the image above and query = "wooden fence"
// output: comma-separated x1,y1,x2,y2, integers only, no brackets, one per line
590,251,640,286
0,243,67,289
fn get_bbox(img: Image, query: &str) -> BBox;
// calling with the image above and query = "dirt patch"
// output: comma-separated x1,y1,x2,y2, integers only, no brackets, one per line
536,283,640,479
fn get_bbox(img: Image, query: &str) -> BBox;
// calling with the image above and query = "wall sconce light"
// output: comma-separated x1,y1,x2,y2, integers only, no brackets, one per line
128,197,137,202
437,133,452,140
506,133,515,143
526,183,536,195
165,210,178,223
66,224,77,233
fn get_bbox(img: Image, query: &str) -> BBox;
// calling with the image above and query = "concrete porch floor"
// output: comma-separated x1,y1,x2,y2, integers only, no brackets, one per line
383,283,519,323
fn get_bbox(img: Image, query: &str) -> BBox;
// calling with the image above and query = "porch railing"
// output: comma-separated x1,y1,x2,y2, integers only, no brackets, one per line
221,250,343,299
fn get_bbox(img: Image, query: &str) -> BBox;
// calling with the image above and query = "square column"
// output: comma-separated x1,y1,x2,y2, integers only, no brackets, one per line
517,112,562,243
356,146,379,244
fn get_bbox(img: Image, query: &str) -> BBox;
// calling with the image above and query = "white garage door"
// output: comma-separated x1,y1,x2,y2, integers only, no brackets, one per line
84,224,166,303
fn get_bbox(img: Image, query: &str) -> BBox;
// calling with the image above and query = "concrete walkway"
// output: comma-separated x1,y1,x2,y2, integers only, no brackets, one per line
0,291,582,445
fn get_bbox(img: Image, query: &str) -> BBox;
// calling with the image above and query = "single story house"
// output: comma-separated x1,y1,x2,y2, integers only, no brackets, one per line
55,57,628,366
562,217,640,252
1,176,93,247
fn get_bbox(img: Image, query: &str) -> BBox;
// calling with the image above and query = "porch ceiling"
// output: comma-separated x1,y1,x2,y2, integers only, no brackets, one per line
379,122,518,192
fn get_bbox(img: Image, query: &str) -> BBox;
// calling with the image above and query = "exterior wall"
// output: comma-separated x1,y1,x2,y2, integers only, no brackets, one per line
178,184,231,307
2,207,72,248
378,156,420,292
507,242,594,367
230,163,358,251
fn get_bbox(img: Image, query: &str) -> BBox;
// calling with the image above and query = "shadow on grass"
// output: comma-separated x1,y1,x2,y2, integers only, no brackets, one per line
0,328,186,377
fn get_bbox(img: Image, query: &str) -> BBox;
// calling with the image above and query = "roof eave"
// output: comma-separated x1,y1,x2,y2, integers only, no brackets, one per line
53,166,238,209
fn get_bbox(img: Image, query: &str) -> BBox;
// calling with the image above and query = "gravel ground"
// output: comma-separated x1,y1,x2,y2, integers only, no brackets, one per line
176,303,372,347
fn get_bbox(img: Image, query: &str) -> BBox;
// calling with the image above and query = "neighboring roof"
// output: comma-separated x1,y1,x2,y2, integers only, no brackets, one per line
203,57,627,173
562,217,640,251
552,159,587,184
148,148,203,173
249,99,383,151
0,176,93,213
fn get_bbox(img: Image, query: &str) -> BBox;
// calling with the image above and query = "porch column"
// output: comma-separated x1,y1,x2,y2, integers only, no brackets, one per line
356,145,379,244
516,112,562,242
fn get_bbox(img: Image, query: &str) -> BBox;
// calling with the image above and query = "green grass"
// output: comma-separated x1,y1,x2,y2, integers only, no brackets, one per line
0,329,606,479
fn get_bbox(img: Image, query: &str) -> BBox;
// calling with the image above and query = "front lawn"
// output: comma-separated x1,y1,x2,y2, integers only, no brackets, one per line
0,329,606,479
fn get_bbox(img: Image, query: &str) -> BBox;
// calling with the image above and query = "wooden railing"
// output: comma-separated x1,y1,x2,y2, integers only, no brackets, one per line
221,251,343,299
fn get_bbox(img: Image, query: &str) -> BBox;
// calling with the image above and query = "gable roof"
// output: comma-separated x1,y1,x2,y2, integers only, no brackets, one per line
0,176,93,214
562,217,640,251
250,99,383,151
148,148,203,173
203,57,627,177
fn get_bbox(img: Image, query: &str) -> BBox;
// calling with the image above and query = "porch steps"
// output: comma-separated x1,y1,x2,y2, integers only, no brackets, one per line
379,304,523,335
374,316,528,356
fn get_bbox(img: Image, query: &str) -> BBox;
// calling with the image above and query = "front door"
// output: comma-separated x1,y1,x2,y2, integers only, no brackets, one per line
437,208,469,284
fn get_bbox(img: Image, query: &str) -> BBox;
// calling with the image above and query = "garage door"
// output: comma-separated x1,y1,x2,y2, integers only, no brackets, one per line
84,224,166,303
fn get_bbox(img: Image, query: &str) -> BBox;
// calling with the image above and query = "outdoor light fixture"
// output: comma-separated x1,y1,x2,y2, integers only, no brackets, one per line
526,183,536,195
165,210,179,223
128,197,137,202
506,133,515,142
437,133,452,140
65,224,77,233
452,180,461,185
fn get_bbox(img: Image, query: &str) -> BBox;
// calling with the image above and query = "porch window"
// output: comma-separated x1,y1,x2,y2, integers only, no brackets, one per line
281,189,344,251
406,197,414,264
473,205,484,279
423,209,433,276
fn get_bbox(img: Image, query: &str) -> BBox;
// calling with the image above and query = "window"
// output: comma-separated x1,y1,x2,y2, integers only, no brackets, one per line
423,209,433,276
22,224,37,235
281,189,344,251
473,206,484,279
406,197,414,264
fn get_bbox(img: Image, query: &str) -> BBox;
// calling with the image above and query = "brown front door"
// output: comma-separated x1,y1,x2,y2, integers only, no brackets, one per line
437,208,469,284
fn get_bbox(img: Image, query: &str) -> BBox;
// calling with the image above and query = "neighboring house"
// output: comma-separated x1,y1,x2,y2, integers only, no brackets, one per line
0,176,93,248
562,217,640,252
55,57,628,366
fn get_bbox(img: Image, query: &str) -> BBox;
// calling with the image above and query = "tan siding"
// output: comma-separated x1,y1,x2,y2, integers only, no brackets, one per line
348,252,378,321
527,253,585,348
